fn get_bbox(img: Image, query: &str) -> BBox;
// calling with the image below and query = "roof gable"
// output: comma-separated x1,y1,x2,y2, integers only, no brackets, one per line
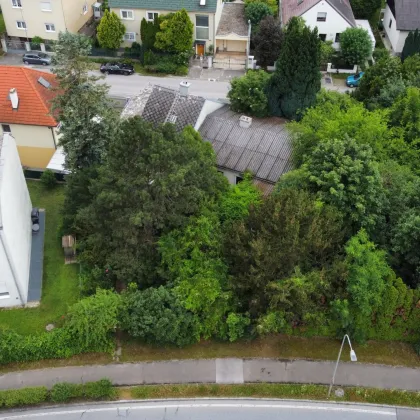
0,67,58,127
109,0,217,13
282,0,356,27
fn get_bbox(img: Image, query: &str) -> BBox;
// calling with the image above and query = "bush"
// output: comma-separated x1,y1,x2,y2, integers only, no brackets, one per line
83,379,114,399
414,341,420,356
144,50,157,65
40,169,57,189
0,387,47,408
51,382,82,402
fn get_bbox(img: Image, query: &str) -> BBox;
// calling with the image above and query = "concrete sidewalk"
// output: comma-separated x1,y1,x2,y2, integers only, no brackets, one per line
1,358,420,391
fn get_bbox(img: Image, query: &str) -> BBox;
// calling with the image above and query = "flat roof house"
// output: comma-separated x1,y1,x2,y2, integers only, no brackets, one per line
0,67,59,171
0,133,32,307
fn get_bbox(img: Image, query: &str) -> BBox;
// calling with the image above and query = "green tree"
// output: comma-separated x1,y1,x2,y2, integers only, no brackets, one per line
224,188,343,315
268,17,321,119
320,40,335,68
159,211,231,338
140,16,160,51
305,137,384,231
64,289,121,352
337,230,391,342
339,27,372,67
120,285,200,346
155,9,193,53
76,118,227,288
97,10,126,50
253,16,283,69
244,0,278,15
227,70,271,117
245,2,273,27
402,54,420,86
349,0,381,19
401,29,420,62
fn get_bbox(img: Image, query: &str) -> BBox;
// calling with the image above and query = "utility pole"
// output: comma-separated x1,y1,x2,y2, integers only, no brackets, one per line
246,19,251,70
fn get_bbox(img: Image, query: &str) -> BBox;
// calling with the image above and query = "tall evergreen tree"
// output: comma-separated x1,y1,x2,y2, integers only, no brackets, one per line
140,17,160,51
401,29,420,62
268,17,321,119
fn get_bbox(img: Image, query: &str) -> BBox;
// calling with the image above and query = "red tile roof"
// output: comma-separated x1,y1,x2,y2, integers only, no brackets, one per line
0,66,58,127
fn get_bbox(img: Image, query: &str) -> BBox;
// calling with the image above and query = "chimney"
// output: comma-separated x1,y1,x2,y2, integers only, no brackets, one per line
9,88,19,110
179,81,191,97
239,115,252,128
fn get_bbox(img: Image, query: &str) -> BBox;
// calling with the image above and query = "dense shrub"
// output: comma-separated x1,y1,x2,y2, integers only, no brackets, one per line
0,387,47,408
51,382,82,402
40,169,57,189
84,379,114,400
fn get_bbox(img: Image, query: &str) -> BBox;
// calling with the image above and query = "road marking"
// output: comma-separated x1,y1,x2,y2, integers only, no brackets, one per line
0,403,396,418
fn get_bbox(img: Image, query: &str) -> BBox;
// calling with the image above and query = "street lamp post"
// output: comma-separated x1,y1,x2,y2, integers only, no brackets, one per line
327,334,357,397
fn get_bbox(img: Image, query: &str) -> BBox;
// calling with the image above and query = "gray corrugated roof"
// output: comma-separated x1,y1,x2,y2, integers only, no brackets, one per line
388,0,420,31
199,105,293,183
282,0,356,27
216,1,248,37
109,0,217,13
122,84,205,132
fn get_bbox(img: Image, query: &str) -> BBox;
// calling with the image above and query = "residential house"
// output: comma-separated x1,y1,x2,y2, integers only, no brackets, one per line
122,83,293,193
109,0,217,54
0,0,96,41
0,67,59,171
384,0,420,54
281,0,375,49
0,133,32,307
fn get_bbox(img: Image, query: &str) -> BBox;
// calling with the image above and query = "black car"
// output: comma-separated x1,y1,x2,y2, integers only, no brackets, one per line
23,52,51,66
100,62,134,75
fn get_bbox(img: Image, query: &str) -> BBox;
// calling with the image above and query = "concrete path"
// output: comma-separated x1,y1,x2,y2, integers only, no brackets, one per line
1,358,420,391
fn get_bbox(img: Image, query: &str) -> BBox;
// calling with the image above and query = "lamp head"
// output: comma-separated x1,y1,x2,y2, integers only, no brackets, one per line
350,350,357,362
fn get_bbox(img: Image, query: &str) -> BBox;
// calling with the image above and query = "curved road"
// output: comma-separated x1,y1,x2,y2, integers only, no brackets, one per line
0,400,417,420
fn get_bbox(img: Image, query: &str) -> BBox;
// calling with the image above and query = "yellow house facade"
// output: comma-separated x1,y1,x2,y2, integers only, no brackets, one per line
0,0,95,40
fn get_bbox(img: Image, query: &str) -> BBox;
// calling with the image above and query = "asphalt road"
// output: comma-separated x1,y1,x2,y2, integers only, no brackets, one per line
0,400,417,420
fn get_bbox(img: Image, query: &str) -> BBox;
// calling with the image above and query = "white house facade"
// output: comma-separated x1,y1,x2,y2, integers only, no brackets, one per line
0,133,32,308
383,0,420,54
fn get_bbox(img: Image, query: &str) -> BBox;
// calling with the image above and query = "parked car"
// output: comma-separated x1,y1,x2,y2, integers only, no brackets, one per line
22,52,51,66
346,72,364,88
100,62,134,76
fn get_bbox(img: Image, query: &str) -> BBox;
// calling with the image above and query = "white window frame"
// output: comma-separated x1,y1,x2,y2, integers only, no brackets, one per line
45,23,55,32
16,20,27,29
195,15,209,41
317,12,327,22
82,3,88,14
11,0,22,8
123,32,136,41
120,9,134,20
146,11,159,22
40,1,52,11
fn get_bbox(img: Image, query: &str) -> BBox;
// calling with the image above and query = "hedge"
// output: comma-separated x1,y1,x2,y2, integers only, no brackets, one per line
0,379,114,409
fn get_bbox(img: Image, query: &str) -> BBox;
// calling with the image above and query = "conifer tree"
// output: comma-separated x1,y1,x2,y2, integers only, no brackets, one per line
401,29,420,62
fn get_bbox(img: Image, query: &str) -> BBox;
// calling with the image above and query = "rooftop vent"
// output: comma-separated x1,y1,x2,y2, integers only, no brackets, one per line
179,81,191,97
38,77,51,89
9,88,19,110
239,115,252,129
168,115,177,124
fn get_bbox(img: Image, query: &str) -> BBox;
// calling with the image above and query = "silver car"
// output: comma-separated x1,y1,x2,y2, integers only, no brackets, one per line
23,52,51,66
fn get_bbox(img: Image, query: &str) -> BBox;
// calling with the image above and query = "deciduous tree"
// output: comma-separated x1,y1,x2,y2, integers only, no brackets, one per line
268,17,321,119
253,16,283,69
245,2,273,27
349,0,381,19
97,10,126,50
340,27,372,67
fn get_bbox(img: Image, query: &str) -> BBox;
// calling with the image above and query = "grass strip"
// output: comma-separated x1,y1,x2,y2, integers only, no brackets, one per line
127,383,420,408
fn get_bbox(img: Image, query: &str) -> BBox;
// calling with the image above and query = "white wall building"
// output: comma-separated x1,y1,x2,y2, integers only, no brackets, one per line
383,0,420,54
0,133,32,308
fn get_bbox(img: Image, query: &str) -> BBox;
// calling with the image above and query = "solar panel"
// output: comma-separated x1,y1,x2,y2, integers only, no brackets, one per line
38,77,51,89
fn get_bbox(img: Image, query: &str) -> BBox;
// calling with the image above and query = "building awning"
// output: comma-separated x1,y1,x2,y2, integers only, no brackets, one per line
46,147,69,174
194,40,206,45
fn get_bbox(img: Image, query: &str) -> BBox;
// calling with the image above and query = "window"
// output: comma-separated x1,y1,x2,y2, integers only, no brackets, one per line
16,20,27,29
335,33,341,42
120,9,134,20
1,125,11,133
317,12,327,22
196,15,209,40
147,11,158,22
12,0,22,8
45,23,55,32
0,292,10,299
123,32,136,41
82,3,88,14
319,34,326,41
389,19,392,28
40,1,52,11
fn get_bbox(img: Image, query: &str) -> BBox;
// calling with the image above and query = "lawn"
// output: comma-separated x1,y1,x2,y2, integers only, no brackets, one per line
0,181,80,335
